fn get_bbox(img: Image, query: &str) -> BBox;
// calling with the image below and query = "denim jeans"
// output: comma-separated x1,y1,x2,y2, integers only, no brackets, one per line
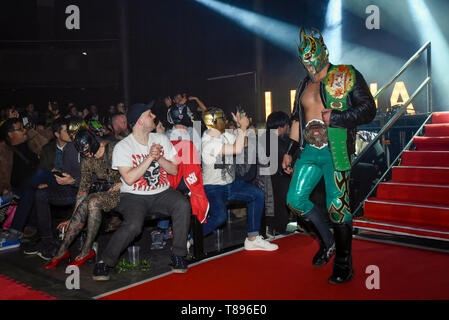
34,184,77,239
203,179,264,237
11,169,58,232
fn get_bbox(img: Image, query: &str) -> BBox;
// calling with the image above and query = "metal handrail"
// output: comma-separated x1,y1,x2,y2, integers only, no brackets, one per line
352,77,431,168
352,41,432,168
372,41,430,102
353,111,433,216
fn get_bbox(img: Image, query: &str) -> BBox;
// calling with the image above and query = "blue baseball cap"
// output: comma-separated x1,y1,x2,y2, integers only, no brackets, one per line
127,101,155,127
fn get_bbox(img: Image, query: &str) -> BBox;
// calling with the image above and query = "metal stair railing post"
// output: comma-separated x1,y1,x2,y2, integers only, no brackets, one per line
352,78,432,216
427,43,432,113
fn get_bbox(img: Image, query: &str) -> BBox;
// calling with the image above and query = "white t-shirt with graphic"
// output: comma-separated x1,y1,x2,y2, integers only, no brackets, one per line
112,133,177,195
201,130,236,186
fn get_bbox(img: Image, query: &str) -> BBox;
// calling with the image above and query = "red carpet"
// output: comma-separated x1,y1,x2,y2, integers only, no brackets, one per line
0,274,56,300
98,234,449,300
355,112,449,239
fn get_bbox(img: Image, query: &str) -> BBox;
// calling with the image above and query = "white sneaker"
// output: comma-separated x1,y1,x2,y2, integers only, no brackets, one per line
244,235,278,251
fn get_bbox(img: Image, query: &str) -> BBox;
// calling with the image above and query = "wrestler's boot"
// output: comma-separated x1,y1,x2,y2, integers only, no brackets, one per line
328,221,354,284
300,206,335,267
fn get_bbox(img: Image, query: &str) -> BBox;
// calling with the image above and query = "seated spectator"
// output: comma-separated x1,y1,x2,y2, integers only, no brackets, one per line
103,113,129,231
7,106,19,119
226,120,237,130
105,113,129,142
103,105,117,126
155,119,167,135
66,103,81,118
8,111,52,155
25,103,39,125
166,104,202,155
35,117,54,143
254,111,291,237
22,117,80,260
46,101,61,127
201,108,278,251
173,93,208,131
173,93,207,114
0,118,56,249
44,130,121,269
163,96,173,108
116,102,127,114
88,105,100,122
151,105,207,250
81,107,90,120
92,102,191,280
152,98,172,132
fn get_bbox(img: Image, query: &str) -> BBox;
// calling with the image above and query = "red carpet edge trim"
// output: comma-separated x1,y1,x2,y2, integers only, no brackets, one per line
0,274,56,300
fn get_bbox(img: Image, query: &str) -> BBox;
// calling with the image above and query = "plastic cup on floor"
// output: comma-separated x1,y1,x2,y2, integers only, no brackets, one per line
127,246,140,266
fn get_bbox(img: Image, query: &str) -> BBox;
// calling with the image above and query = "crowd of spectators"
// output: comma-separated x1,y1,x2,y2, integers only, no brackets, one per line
0,94,295,281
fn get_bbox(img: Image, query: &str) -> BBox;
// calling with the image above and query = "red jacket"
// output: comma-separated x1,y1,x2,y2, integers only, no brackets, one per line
168,140,208,223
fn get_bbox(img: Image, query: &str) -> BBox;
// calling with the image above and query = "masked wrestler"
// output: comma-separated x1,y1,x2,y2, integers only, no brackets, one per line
282,28,376,284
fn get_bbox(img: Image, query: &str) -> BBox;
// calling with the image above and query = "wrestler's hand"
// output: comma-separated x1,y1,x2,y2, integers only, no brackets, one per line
322,109,332,126
282,154,293,175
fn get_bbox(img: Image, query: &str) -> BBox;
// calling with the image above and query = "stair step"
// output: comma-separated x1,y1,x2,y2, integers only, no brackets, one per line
414,136,449,151
401,150,449,167
364,198,449,228
425,124,449,137
377,182,449,205
432,112,449,124
392,166,449,184
353,218,449,241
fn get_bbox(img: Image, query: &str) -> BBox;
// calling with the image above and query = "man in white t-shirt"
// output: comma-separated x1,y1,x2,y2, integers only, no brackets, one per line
92,102,191,281
201,108,278,251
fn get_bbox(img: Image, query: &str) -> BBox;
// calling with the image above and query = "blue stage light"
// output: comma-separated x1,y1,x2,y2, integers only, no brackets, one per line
194,0,298,55
323,0,342,64
407,0,449,109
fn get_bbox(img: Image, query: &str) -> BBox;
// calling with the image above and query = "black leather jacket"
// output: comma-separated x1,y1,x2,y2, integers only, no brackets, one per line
291,64,377,156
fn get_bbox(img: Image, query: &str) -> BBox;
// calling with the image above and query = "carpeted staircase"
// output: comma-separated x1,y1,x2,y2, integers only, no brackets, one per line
354,112,449,241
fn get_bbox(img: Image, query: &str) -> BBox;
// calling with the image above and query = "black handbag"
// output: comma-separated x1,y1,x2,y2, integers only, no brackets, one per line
89,144,113,194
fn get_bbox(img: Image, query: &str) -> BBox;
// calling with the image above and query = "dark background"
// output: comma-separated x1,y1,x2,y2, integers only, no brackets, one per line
0,0,447,123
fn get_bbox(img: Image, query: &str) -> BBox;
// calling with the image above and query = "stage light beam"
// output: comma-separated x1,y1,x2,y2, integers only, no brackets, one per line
407,0,449,110
323,0,342,64
194,0,298,55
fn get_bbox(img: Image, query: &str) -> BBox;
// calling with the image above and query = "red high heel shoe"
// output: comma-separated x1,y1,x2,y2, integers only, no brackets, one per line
44,251,70,269
67,249,95,267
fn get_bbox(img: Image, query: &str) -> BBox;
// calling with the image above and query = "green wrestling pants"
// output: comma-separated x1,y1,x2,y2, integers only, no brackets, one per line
286,144,352,224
